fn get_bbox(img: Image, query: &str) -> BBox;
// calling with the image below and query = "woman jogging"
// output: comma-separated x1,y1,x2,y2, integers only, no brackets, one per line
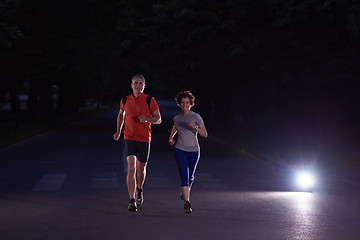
168,90,208,214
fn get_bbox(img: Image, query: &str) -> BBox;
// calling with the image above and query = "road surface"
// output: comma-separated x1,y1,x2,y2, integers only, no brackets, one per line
1,102,360,240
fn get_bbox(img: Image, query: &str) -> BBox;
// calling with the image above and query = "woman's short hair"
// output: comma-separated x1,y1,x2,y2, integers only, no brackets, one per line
175,90,195,106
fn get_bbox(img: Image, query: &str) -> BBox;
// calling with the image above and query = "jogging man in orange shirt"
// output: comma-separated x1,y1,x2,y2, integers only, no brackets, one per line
113,74,162,212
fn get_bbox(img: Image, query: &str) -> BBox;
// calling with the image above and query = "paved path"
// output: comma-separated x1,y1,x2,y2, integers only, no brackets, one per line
1,107,360,240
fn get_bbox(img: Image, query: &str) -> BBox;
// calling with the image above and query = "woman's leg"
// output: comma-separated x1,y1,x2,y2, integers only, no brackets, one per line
180,186,190,201
175,148,190,201
188,151,200,191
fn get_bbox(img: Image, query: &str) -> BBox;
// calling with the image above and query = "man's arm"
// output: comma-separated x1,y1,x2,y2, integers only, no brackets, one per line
113,109,125,141
138,109,162,124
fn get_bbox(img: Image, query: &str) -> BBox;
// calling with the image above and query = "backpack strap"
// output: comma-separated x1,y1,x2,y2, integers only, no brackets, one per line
121,96,127,107
122,95,152,114
146,95,152,114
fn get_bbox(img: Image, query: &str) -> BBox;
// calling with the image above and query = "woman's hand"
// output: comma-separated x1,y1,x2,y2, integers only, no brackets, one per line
169,137,175,146
188,121,196,130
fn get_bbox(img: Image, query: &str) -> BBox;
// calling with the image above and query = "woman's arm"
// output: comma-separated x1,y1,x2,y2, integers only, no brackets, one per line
169,124,177,145
188,121,208,138
196,124,208,138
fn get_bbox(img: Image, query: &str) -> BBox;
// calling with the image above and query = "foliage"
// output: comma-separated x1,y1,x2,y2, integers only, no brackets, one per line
0,0,24,55
1,0,360,129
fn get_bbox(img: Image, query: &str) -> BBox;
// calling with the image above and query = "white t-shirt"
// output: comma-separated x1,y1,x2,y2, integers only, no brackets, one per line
173,111,204,152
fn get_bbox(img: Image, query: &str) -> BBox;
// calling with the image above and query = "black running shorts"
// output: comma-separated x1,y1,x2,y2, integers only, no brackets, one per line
124,139,151,163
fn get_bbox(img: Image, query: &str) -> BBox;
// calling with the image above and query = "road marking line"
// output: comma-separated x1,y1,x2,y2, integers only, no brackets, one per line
196,172,229,189
91,172,119,189
33,174,67,191
244,179,271,184
146,172,175,188
0,175,16,187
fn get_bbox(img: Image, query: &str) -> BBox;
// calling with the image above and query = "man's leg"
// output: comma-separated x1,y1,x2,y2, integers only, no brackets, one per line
126,155,137,199
136,141,150,190
135,161,147,206
136,161,147,189
134,141,150,206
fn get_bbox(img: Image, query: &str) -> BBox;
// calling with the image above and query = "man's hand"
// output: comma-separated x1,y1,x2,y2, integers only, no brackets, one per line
113,132,121,141
138,116,148,123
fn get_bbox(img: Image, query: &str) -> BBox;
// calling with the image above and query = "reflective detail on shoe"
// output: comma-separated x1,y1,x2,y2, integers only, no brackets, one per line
128,198,137,212
184,201,192,214
136,188,144,206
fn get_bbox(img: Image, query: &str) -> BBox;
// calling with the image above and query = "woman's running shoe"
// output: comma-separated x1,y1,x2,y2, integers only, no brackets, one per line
184,201,192,214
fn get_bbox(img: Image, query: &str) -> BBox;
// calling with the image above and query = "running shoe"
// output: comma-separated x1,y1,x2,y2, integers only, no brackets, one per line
184,201,192,214
128,198,137,212
136,188,143,206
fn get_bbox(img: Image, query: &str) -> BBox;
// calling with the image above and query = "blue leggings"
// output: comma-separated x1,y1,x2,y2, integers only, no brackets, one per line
174,148,200,187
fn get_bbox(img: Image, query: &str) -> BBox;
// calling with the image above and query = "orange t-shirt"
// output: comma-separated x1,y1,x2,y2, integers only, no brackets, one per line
120,93,159,142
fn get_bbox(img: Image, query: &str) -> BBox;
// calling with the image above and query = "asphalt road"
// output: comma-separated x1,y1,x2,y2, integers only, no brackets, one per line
1,103,360,240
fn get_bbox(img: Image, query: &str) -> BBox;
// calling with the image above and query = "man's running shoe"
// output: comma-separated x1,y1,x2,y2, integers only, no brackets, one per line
184,201,192,214
136,188,143,206
128,198,137,212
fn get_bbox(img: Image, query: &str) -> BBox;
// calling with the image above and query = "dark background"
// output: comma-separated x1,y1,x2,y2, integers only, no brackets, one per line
1,0,360,167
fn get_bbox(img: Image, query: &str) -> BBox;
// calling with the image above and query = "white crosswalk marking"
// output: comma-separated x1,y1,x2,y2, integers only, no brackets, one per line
33,174,67,191
91,172,119,189
242,174,271,185
196,173,230,189
0,175,16,188
146,172,176,188
146,172,229,189
28,171,231,191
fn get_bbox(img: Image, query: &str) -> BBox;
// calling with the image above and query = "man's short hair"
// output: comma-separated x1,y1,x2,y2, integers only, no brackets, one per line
132,74,145,82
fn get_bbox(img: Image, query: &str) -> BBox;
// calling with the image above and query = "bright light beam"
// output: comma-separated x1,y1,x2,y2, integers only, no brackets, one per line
296,172,315,190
